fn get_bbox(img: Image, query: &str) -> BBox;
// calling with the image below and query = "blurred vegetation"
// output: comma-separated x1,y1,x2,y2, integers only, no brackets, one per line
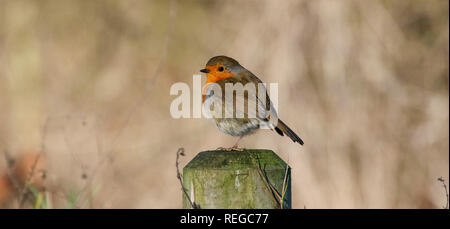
0,0,448,208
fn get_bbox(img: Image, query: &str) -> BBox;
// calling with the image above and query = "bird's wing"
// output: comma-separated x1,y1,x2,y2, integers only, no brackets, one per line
204,71,278,128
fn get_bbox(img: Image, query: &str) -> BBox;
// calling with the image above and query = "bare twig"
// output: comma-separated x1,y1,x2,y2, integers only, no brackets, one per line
19,117,50,208
73,0,178,208
3,151,20,191
62,116,88,173
2,150,43,208
18,153,42,208
247,151,282,208
39,117,50,157
280,165,290,209
249,152,290,209
106,0,177,156
176,148,199,209
437,177,449,209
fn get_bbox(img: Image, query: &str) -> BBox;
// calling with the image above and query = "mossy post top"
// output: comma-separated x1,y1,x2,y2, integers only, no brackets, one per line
184,149,288,170
182,149,291,209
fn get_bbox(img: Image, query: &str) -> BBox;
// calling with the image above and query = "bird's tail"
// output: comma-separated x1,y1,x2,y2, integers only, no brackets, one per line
274,119,304,145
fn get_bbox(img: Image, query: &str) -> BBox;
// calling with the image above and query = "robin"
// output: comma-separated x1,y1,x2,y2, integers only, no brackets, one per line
200,56,304,150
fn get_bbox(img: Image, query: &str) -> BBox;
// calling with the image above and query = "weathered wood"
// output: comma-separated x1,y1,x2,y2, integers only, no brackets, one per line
182,149,291,209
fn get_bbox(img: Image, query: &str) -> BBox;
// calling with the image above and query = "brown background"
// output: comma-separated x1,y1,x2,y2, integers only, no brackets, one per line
0,0,448,208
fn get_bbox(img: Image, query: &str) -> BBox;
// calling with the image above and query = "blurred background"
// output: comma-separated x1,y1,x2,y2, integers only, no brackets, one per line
0,0,448,208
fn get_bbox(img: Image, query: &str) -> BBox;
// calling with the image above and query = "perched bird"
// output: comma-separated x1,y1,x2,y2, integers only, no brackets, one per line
200,56,304,150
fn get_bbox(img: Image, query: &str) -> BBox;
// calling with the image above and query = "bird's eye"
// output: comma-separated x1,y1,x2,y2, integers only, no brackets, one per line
218,66,224,72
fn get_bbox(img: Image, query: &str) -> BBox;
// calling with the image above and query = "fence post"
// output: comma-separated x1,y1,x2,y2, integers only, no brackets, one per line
182,149,291,209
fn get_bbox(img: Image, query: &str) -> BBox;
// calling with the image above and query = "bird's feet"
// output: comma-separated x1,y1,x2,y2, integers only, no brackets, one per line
217,136,245,151
216,146,244,152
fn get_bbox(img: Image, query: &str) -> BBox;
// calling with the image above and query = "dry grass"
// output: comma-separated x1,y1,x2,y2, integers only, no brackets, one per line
0,0,448,208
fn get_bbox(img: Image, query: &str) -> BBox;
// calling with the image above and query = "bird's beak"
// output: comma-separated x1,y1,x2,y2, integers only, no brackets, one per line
200,68,210,73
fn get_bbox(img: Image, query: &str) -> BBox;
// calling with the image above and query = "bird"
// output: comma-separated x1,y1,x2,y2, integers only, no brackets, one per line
200,55,304,150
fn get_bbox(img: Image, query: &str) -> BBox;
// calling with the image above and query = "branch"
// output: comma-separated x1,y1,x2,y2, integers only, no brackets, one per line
176,148,199,209
248,151,282,208
437,177,449,209
73,0,178,208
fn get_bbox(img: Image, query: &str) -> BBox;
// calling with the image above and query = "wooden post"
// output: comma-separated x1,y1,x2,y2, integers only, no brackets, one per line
182,149,291,209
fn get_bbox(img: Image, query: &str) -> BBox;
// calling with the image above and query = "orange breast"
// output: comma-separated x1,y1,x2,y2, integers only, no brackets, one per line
202,64,234,103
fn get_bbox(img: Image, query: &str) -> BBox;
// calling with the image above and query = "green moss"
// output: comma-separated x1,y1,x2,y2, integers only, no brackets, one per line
182,149,291,209
184,149,287,170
